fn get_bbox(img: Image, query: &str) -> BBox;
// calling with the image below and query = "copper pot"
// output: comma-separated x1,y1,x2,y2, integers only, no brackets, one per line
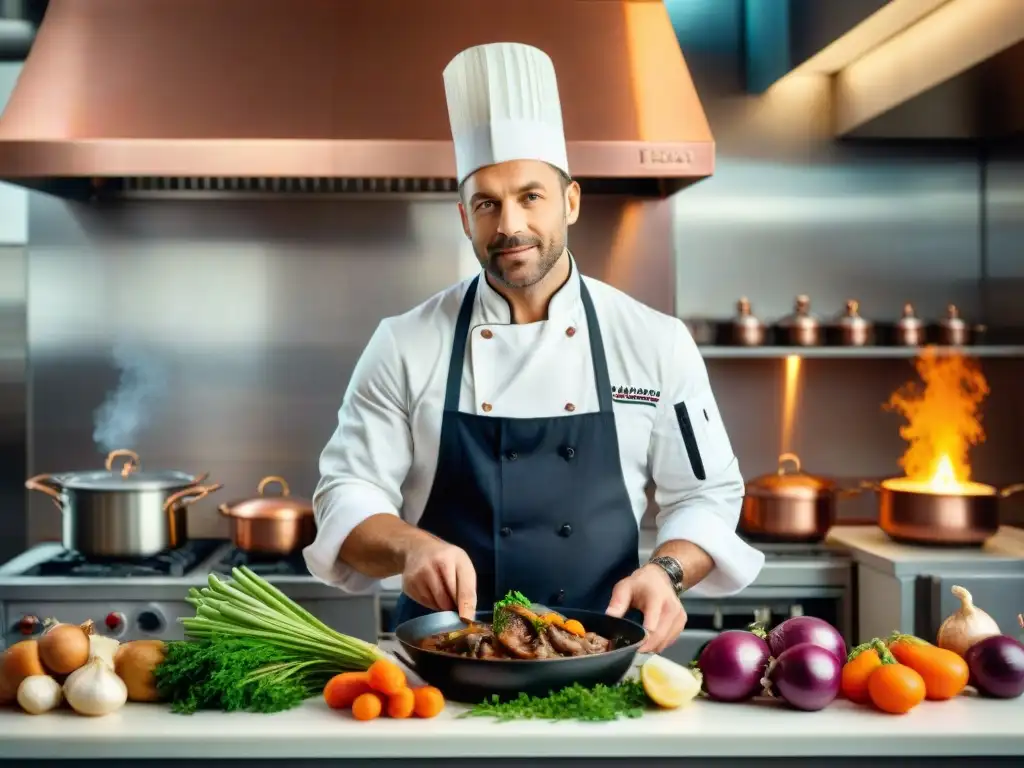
828,299,874,346
775,295,821,346
936,304,970,346
864,477,1024,546
894,303,925,346
729,297,766,346
741,453,858,541
218,476,315,555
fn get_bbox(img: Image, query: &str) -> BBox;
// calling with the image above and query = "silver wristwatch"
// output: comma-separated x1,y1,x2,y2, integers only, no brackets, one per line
648,555,685,598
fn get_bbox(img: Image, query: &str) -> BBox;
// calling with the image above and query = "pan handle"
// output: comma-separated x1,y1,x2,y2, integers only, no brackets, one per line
25,474,64,512
163,483,224,548
777,452,802,475
999,483,1024,499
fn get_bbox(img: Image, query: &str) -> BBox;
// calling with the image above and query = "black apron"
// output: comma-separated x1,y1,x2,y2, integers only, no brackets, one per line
394,275,640,624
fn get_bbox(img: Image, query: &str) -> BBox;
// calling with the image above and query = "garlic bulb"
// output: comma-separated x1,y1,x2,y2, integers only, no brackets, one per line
936,585,1001,657
17,675,63,715
62,657,127,716
87,634,120,669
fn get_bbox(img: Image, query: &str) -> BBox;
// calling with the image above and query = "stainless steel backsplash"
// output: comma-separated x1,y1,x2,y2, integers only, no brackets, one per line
4,0,1024,552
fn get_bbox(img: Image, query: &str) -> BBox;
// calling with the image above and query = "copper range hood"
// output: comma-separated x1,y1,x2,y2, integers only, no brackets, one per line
0,0,715,200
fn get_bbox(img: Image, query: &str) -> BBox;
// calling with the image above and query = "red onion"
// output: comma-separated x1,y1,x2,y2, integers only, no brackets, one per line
762,616,846,663
764,642,842,711
964,635,1024,699
697,630,771,702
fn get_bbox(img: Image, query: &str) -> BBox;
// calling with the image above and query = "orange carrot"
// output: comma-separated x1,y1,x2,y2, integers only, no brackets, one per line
387,688,416,719
886,633,969,701
866,641,926,715
841,642,883,704
323,672,373,709
412,685,445,718
562,619,585,637
367,658,407,696
351,692,383,721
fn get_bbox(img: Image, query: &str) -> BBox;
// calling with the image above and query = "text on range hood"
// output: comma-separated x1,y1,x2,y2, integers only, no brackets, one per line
0,0,715,199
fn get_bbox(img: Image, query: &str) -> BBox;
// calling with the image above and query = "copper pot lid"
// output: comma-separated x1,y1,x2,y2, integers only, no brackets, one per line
829,299,873,330
777,295,819,329
746,453,837,500
219,476,313,520
54,449,200,491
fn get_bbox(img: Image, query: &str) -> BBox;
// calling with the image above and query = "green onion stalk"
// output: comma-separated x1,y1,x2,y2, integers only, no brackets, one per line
154,566,386,713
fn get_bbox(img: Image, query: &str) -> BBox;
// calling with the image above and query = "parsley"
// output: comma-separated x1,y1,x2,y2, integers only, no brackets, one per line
460,680,650,722
491,590,533,635
154,638,338,714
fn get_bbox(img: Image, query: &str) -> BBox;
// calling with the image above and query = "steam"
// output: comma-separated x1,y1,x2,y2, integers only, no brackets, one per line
92,342,169,455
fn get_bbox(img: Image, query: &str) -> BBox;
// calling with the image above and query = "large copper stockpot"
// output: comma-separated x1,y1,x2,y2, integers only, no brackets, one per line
218,476,315,555
862,477,1024,546
742,453,858,541
25,449,221,557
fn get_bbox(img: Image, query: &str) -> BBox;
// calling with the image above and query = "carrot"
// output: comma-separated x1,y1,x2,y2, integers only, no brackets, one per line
841,641,883,703
412,685,445,718
387,687,416,719
886,633,969,701
866,641,926,715
323,671,373,709
562,619,585,637
367,658,407,696
351,692,383,721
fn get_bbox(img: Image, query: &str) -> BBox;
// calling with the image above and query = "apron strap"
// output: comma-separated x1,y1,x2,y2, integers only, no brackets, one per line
442,273,615,414
579,281,614,413
444,276,479,413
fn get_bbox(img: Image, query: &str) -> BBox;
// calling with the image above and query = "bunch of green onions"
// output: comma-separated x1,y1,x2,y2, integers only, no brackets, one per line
155,567,385,713
182,566,384,670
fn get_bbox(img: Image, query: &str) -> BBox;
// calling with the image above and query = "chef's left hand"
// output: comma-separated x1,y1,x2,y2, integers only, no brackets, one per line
606,564,687,654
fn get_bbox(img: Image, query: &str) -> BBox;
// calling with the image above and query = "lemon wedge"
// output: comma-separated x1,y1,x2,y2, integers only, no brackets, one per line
640,655,702,709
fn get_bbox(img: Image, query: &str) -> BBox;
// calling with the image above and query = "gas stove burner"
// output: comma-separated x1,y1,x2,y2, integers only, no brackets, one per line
22,539,223,578
213,548,311,577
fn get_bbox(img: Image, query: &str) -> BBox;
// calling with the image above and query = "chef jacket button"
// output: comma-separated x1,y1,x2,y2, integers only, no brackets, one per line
551,590,565,605
561,445,575,460
482,402,492,413
505,450,518,461
558,524,573,537
481,328,493,339
500,526,512,537
564,402,576,412
565,326,576,337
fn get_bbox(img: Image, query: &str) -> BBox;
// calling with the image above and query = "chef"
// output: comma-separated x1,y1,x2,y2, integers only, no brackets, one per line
304,42,764,653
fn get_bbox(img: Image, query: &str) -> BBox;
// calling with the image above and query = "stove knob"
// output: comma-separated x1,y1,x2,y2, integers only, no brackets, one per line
17,615,40,636
137,610,164,634
105,612,126,633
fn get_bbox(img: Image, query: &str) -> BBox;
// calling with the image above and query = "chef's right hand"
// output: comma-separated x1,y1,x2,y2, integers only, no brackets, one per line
401,538,477,620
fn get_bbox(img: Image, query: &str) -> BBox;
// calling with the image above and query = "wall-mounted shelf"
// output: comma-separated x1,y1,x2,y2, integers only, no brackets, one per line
700,346,1024,359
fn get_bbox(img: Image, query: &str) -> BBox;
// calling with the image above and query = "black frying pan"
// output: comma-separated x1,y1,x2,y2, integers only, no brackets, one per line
393,608,647,704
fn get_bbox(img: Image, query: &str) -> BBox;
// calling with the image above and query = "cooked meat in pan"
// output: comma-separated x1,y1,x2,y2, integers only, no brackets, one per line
417,591,616,660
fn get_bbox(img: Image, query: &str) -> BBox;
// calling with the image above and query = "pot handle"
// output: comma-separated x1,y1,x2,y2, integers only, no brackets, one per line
777,452,802,475
163,483,224,548
105,448,141,476
999,483,1024,499
257,475,290,497
25,474,64,511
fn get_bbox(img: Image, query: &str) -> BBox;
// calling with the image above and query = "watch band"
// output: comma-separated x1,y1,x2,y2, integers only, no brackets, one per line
648,555,685,597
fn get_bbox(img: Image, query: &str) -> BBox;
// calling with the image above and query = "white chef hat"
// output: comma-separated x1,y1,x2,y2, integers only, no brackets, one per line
443,42,569,185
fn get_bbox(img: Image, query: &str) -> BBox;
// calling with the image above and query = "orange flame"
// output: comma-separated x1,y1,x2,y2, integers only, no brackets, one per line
884,348,988,493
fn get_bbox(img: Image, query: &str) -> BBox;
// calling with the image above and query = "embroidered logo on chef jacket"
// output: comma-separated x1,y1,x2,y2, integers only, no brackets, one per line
610,386,660,407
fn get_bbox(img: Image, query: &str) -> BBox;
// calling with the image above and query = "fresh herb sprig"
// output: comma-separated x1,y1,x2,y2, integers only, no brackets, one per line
492,590,533,635
461,680,649,722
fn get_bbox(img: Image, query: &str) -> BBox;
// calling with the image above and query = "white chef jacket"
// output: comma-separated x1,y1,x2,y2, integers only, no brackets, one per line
304,256,765,598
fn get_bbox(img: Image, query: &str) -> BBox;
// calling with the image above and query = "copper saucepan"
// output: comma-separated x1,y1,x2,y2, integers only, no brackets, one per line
861,476,1024,546
218,475,315,555
741,453,860,542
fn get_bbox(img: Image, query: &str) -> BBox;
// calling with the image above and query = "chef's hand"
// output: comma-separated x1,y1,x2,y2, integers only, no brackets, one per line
401,538,477,620
606,564,687,654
